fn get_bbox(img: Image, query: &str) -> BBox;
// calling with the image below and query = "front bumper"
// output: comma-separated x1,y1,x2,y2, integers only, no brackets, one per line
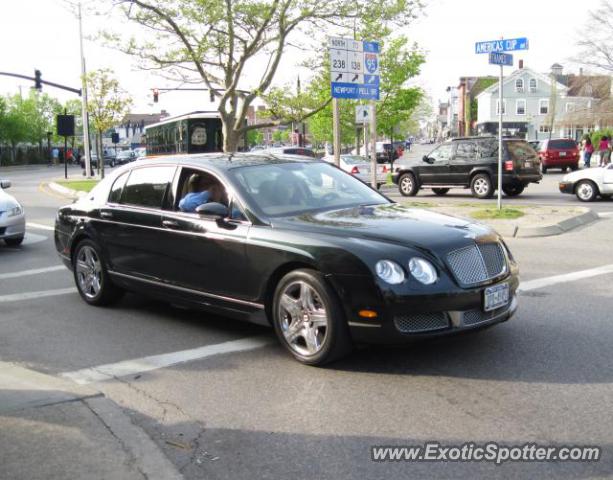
330,271,519,344
0,214,26,239
559,181,574,194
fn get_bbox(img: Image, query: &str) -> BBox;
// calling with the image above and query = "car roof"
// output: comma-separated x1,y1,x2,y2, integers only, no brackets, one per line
129,152,322,173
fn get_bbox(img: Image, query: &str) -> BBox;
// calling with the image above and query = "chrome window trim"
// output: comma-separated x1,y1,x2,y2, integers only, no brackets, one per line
108,270,264,310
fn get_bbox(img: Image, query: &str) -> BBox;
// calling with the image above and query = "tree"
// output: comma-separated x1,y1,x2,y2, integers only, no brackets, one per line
246,129,264,146
99,0,422,152
575,0,613,72
85,69,132,177
1,95,29,163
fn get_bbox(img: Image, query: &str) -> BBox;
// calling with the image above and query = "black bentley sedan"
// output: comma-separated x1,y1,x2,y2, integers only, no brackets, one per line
55,154,519,365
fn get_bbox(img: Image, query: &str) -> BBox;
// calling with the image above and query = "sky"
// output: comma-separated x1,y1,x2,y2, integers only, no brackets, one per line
0,0,602,117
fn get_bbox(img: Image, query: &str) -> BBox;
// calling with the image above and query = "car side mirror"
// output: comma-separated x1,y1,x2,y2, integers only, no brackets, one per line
195,202,229,218
422,156,433,164
0,179,11,189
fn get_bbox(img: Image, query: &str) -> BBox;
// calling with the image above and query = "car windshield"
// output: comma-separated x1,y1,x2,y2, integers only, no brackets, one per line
229,162,390,217
549,140,577,149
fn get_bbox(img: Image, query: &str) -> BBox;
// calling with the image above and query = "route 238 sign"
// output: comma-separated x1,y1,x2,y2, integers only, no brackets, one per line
364,53,379,75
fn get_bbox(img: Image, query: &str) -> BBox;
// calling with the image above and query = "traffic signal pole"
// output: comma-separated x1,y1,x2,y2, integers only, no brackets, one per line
78,2,92,179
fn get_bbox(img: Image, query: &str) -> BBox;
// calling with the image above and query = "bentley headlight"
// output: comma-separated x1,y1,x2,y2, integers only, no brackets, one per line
408,257,438,285
375,260,405,285
7,204,23,217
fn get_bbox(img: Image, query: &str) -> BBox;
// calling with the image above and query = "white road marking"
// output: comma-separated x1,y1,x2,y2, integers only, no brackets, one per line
0,265,65,280
0,287,76,303
519,264,613,292
61,337,274,385
26,222,55,231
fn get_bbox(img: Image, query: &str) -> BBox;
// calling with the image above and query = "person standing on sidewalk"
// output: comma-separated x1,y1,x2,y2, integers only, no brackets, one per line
583,136,594,168
598,136,610,167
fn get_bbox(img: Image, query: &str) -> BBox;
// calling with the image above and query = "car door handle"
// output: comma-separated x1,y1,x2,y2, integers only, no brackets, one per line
162,219,180,229
100,211,113,219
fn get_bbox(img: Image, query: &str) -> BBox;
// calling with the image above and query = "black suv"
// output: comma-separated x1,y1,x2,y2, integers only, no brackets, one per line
392,137,542,199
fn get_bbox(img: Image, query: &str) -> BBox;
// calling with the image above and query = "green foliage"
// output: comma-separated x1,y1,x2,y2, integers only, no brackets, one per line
590,129,613,147
272,129,290,143
85,69,132,135
471,208,525,220
246,129,264,146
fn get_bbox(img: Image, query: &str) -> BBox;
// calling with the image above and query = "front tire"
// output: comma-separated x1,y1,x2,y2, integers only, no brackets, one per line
502,184,525,197
4,236,24,246
432,188,449,196
575,180,598,202
73,239,123,306
272,269,351,366
470,173,494,199
398,173,419,197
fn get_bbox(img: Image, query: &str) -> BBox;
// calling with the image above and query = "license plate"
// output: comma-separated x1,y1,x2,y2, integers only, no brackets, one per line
483,283,509,312
559,152,566,157
524,161,531,168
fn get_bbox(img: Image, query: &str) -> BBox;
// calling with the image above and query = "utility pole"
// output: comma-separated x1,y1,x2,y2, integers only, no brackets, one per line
332,98,341,166
78,2,92,178
497,61,503,210
370,100,377,188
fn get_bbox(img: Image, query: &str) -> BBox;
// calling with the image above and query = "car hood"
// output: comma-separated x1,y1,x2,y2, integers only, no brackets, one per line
563,168,603,183
0,189,19,211
273,204,496,253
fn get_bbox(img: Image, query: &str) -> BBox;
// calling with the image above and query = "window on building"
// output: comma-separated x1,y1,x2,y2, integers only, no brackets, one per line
516,99,526,115
496,100,507,115
515,78,524,92
565,103,575,113
539,125,551,133
529,78,537,93
539,99,549,115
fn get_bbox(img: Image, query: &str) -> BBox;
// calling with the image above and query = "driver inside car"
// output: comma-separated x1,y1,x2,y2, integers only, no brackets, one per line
179,174,223,212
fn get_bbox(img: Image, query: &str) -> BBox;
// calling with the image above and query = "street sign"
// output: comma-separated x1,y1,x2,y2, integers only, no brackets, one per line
356,105,371,124
489,52,513,67
475,37,529,54
329,37,380,100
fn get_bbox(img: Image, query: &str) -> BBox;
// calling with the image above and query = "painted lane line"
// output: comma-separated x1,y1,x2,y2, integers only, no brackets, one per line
61,337,274,385
0,287,76,303
0,265,66,280
519,264,613,292
26,222,55,231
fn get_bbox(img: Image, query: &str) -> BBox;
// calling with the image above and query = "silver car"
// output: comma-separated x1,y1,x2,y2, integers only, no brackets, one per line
0,179,26,246
324,154,390,188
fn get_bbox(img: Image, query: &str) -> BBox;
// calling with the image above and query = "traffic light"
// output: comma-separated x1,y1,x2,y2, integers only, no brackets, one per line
153,88,159,103
34,69,42,91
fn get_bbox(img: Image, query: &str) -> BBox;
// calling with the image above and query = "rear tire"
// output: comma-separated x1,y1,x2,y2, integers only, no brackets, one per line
432,188,449,196
502,184,525,197
570,164,578,171
272,269,352,366
470,173,494,199
4,236,24,246
575,180,598,202
398,173,419,197
73,239,124,306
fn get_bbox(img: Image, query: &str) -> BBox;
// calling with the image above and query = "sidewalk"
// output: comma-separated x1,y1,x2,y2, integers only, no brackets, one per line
0,362,182,480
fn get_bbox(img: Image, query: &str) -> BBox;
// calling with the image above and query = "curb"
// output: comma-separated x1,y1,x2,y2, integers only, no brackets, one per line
48,181,87,199
513,209,600,238
0,362,183,480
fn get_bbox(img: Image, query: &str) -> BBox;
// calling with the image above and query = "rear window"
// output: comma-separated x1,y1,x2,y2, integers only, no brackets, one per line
121,166,175,208
283,148,316,158
548,139,577,150
341,155,367,165
506,141,537,160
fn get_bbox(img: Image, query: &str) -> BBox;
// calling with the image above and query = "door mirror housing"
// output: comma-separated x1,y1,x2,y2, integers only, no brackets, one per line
422,156,434,164
195,202,229,218
0,179,11,189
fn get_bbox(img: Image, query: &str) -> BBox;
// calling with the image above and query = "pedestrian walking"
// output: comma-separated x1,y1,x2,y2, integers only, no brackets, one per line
51,147,59,166
598,136,610,167
583,136,594,168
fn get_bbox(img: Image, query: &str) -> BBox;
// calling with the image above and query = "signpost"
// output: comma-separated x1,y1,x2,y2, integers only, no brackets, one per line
476,37,528,210
329,38,380,186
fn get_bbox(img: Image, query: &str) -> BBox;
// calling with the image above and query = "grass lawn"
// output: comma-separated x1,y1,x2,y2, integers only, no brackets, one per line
56,179,99,193
471,207,525,220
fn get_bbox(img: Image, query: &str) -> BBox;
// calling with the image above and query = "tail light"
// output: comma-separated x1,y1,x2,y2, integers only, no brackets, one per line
351,166,360,174
504,160,514,171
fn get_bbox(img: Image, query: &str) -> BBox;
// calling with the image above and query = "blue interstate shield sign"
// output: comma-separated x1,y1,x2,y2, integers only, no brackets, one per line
364,53,378,74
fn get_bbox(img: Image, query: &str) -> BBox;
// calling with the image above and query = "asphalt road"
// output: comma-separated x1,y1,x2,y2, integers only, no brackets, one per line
2,164,613,479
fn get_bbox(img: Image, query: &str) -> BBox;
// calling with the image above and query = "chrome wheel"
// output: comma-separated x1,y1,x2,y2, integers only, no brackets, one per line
473,178,490,196
76,246,102,299
576,181,596,201
400,176,413,194
278,281,329,357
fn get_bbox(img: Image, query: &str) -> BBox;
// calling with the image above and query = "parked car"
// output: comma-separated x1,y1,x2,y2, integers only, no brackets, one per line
375,141,405,164
323,154,390,188
537,139,579,173
392,136,542,199
115,150,137,165
133,147,147,159
0,179,25,246
80,153,118,169
558,163,613,202
55,154,519,365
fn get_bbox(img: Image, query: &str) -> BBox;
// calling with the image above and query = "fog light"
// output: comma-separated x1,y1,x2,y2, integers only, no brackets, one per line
359,310,378,318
